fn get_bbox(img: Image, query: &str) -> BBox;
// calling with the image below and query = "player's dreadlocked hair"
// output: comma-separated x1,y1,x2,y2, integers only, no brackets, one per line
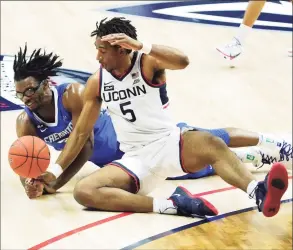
91,17,137,54
13,44,63,82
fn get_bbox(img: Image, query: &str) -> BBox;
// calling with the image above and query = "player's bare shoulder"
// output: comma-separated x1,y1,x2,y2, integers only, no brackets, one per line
16,111,37,137
87,71,100,87
65,82,85,94
140,53,158,81
62,82,85,111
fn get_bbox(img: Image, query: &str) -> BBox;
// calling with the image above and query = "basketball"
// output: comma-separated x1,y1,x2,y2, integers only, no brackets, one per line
8,136,50,178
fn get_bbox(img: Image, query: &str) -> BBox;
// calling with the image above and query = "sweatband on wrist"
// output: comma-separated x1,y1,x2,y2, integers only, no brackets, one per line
140,42,152,54
47,164,63,179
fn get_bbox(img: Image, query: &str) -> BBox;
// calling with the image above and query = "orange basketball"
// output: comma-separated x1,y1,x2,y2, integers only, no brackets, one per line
8,136,50,178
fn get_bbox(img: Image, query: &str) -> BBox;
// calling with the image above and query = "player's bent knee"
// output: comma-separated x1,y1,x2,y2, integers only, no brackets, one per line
73,179,96,207
73,174,109,208
183,131,229,169
205,131,229,150
187,130,228,151
73,165,135,208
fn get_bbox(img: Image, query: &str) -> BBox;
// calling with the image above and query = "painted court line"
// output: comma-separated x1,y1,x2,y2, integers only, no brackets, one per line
28,212,132,250
28,176,292,249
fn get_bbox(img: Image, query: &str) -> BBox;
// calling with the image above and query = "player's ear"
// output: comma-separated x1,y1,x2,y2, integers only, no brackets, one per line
117,46,126,55
43,79,50,89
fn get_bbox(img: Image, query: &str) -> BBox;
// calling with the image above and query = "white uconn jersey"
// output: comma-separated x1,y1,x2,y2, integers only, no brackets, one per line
99,51,176,152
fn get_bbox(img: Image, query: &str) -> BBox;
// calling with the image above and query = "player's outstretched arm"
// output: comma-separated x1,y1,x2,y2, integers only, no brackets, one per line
48,83,95,190
53,74,102,176
101,33,189,70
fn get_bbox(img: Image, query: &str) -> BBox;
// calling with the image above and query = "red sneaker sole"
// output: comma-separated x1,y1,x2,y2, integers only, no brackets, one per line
262,163,288,217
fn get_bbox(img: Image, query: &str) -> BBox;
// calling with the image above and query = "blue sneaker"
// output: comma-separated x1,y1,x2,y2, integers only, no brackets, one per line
169,186,218,218
253,163,288,217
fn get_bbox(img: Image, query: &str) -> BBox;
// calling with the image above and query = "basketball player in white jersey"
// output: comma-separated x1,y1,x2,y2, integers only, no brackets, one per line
12,46,291,205
46,17,289,218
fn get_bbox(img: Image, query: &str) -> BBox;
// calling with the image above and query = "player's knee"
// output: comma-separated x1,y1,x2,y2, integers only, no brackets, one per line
197,131,229,158
206,132,229,152
73,178,105,208
73,180,93,207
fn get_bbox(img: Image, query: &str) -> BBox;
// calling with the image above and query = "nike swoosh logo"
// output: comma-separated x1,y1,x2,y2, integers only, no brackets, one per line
104,81,113,85
230,53,241,59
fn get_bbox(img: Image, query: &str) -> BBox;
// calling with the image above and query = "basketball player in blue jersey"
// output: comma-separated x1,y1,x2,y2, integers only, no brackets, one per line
36,17,290,218
13,43,291,217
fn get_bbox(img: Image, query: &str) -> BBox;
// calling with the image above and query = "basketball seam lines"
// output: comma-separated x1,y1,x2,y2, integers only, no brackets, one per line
27,136,34,177
36,143,48,173
37,143,47,158
9,154,50,160
13,157,29,170
17,138,28,157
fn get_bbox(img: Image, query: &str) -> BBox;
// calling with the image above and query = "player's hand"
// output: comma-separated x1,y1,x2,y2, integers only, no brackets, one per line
24,178,44,199
36,171,57,194
37,171,56,183
101,33,143,51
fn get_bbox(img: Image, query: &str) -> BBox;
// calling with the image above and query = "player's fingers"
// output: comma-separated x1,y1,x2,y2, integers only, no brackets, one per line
25,186,37,193
110,39,127,46
25,178,33,185
25,181,41,191
36,183,44,192
26,190,39,198
109,40,120,46
102,35,124,42
101,35,115,41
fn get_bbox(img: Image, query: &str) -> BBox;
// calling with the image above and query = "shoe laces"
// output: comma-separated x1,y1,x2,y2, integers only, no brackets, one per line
249,182,264,212
249,185,258,200
279,141,293,162
257,151,278,169
225,37,241,48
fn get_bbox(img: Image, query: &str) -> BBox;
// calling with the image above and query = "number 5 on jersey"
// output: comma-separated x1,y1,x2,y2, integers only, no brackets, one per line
120,101,136,122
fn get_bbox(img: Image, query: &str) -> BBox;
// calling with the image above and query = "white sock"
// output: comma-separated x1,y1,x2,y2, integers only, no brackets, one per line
246,180,258,199
235,23,252,45
257,133,282,149
232,148,260,164
153,198,177,215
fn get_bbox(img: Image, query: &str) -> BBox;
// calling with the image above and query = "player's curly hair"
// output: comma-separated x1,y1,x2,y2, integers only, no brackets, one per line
13,43,63,82
91,17,137,54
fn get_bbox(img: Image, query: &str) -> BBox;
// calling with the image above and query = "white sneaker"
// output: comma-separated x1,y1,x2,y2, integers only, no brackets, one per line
216,37,242,60
254,138,292,170
232,147,262,166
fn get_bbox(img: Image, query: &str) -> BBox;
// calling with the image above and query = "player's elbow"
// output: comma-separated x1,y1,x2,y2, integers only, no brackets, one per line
179,55,189,69
80,138,94,159
75,128,92,145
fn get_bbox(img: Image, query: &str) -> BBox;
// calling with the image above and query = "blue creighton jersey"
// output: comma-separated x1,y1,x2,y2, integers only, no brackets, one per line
24,83,123,166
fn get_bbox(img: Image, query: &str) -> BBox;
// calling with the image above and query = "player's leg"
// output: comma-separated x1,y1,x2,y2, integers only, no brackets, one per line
73,164,153,212
169,124,261,181
73,159,218,217
180,130,288,217
177,123,292,168
204,127,292,169
177,122,285,148
216,0,266,60
241,0,267,28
